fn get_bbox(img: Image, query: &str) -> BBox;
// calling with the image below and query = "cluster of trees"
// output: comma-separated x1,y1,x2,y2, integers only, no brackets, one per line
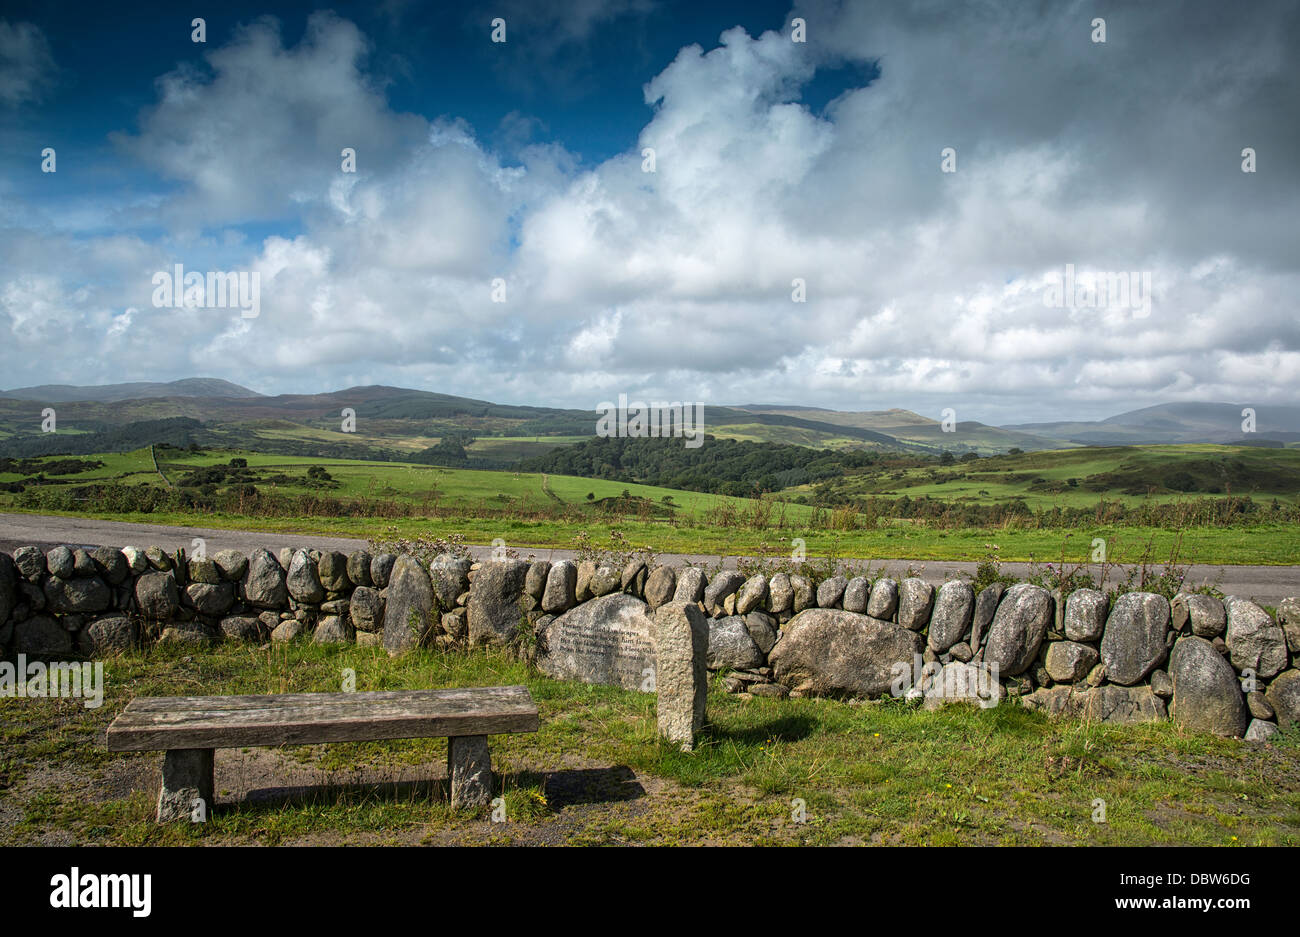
411,432,474,466
0,457,104,477
174,458,337,495
0,417,206,458
521,436,883,496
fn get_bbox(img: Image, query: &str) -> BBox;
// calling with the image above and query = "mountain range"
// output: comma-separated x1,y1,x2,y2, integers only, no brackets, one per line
0,379,1296,460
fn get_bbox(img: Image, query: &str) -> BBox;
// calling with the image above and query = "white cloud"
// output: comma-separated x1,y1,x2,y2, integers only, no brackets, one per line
2,4,1299,423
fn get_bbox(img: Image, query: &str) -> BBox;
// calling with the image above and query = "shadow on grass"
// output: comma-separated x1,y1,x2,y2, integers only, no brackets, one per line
706,713,819,746
533,765,644,808
236,776,448,811
227,765,646,814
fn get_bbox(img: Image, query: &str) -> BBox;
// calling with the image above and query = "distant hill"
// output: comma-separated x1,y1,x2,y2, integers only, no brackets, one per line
1006,402,1300,445
735,405,1074,453
0,378,262,402
0,377,1297,462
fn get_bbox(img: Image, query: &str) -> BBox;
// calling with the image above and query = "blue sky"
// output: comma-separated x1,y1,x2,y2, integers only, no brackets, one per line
1,1,1297,424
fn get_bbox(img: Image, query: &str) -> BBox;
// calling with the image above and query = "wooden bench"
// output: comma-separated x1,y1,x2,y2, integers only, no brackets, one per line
106,686,539,821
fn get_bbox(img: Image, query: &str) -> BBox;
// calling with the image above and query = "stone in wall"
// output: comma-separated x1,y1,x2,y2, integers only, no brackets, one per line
1169,636,1249,737
673,567,706,605
707,616,764,670
920,660,1003,711
467,558,529,646
13,615,74,657
704,571,744,615
370,553,396,588
525,561,550,600
1224,597,1288,679
349,586,384,632
753,574,783,618
347,550,372,587
542,560,577,613
1020,684,1166,725
382,555,436,654
13,546,45,580
735,575,767,615
982,583,1053,677
220,616,262,642
90,547,128,585
970,583,1004,653
1172,593,1226,639
537,593,656,692
897,578,934,631
44,575,111,615
184,581,234,617
1044,641,1099,684
46,546,74,579
842,577,869,614
79,615,137,655
927,581,973,653
769,608,922,699
866,577,898,620
644,566,676,610
287,550,326,604
135,571,180,621
241,549,287,609
744,612,778,656
1100,592,1170,686
213,549,247,581
1266,669,1300,727
318,552,351,593
1276,597,1300,654
620,559,646,595
1064,589,1107,643
429,554,472,610
816,575,847,610
790,574,814,613
313,615,354,644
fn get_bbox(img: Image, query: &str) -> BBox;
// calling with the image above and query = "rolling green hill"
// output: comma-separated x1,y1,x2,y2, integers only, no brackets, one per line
3,380,1299,470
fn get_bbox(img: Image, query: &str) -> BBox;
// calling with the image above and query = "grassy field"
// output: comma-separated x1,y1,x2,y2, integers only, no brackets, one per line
3,445,1299,565
805,444,1300,509
2,643,1296,846
8,507,1296,568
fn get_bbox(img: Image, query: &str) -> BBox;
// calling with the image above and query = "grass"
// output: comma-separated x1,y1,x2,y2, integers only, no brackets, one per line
4,503,1296,567
1,643,1297,846
5,444,1300,566
813,444,1300,509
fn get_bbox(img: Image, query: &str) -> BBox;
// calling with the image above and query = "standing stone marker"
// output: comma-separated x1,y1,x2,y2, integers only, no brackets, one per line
538,593,656,692
653,602,708,751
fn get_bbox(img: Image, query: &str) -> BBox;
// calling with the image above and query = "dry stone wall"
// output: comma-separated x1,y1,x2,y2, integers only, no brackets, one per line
3,543,1298,741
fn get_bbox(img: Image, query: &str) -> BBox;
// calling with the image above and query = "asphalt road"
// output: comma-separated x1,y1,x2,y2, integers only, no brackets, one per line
2,512,1297,606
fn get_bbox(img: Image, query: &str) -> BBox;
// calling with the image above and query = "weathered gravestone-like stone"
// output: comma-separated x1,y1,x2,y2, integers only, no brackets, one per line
538,593,657,692
652,601,708,751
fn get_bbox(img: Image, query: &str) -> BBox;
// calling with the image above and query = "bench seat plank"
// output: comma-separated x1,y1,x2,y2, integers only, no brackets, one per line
107,686,539,751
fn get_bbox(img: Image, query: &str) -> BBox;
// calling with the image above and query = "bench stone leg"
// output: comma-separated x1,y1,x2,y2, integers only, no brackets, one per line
157,749,214,823
448,735,493,808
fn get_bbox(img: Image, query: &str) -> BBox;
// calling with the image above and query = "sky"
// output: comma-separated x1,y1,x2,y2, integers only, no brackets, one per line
1,0,1297,425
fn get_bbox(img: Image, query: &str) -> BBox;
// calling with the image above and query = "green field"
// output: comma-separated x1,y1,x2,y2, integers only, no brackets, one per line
802,444,1300,509
3,444,1299,566
3,642,1296,846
